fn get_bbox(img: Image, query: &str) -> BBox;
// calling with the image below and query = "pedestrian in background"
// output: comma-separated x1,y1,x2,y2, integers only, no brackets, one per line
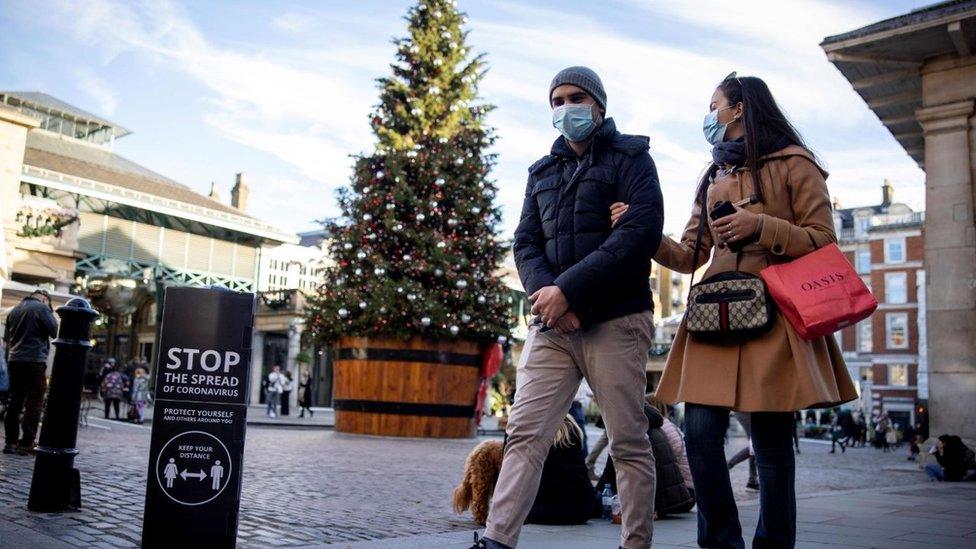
266,365,284,418
100,363,128,420
3,290,58,455
130,367,151,424
793,411,802,454
280,370,295,417
298,371,314,418
727,412,760,489
830,411,846,454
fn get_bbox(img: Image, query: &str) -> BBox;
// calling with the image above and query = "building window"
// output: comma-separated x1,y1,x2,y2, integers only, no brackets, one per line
885,237,906,264
858,320,872,353
859,366,873,382
885,272,908,304
856,249,872,274
861,275,871,293
856,216,870,238
888,364,909,386
886,313,909,349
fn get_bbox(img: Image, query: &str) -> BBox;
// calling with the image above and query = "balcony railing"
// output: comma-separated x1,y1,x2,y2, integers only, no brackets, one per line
870,211,925,229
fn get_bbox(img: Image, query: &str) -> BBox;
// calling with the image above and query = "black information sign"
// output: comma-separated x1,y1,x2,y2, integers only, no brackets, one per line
142,287,254,549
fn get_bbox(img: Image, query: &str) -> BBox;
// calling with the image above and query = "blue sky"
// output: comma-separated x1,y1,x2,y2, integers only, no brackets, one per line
0,0,929,237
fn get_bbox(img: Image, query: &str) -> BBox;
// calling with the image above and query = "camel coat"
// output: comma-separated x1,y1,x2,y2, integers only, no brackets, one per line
655,145,857,412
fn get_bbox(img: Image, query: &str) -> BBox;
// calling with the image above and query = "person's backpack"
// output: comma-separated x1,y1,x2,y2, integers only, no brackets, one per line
100,371,124,399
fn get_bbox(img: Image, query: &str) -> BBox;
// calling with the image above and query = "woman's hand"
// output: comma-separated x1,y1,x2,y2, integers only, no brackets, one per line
712,204,761,244
610,202,629,227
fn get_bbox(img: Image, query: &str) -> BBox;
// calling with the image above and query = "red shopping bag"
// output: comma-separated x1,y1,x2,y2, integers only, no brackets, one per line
759,243,877,340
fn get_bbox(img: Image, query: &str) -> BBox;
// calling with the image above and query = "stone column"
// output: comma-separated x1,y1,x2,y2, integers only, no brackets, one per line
249,330,265,405
286,320,304,412
915,99,976,441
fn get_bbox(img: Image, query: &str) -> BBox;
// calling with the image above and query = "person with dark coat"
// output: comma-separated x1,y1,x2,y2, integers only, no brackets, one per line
525,415,602,525
475,66,664,549
3,290,58,455
597,404,695,516
925,435,976,482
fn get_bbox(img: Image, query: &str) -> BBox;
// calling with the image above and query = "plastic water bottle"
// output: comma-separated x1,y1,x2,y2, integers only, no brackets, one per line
601,484,614,520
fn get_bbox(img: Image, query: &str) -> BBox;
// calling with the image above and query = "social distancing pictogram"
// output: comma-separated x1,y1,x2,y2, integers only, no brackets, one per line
155,430,232,506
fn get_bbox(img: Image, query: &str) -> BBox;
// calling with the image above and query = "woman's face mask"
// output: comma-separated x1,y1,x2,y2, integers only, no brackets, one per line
702,105,735,145
552,103,597,142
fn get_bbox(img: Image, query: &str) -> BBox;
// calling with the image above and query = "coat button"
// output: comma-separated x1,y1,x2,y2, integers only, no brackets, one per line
773,244,783,254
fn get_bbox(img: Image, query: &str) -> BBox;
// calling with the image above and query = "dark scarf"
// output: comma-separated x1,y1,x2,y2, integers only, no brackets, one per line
710,134,794,168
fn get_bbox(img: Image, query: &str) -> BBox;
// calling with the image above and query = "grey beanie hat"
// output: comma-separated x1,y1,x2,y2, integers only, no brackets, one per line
549,66,607,110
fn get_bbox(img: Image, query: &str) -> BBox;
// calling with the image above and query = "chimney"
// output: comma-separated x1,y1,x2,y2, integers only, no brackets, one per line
881,179,894,207
832,195,841,210
231,172,250,211
208,181,220,201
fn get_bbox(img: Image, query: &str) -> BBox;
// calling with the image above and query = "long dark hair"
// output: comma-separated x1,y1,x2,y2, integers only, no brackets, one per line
695,75,816,205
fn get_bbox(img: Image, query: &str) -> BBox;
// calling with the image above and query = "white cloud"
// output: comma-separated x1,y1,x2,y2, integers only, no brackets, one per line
73,68,117,115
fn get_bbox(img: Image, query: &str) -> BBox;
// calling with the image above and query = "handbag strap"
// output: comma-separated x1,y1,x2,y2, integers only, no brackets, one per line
687,177,712,299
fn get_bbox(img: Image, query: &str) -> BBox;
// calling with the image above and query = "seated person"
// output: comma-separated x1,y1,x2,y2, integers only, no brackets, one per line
646,393,696,506
925,435,976,482
597,397,695,516
453,414,600,526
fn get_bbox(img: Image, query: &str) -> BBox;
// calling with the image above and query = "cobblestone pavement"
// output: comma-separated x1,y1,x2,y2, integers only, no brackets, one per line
0,418,931,548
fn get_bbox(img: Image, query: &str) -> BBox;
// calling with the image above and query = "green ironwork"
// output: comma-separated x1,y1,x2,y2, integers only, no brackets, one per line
76,253,254,292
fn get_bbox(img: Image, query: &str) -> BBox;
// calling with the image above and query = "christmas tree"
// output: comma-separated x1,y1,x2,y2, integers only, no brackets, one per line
305,0,511,345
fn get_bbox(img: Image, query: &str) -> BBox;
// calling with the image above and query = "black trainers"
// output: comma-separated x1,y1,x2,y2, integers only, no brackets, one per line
2,444,14,454
746,480,760,490
470,532,487,549
469,532,510,549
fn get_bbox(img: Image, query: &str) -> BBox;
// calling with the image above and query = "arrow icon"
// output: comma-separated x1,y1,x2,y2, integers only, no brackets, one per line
180,469,208,481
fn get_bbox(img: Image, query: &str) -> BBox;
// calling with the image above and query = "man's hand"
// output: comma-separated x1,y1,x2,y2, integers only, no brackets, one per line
529,285,570,327
553,311,581,334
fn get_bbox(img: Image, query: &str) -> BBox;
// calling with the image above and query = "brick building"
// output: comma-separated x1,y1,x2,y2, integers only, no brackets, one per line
834,182,927,434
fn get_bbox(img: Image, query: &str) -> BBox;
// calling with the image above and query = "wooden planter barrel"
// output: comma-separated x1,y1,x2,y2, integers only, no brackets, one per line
332,336,482,438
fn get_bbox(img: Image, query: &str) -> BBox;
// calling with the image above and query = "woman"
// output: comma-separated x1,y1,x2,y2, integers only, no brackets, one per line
597,396,695,517
298,371,314,418
612,74,856,547
280,370,294,417
130,367,151,424
99,364,129,420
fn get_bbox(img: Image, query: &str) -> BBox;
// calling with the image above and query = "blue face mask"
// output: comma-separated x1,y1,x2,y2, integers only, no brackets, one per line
703,106,733,145
552,104,597,142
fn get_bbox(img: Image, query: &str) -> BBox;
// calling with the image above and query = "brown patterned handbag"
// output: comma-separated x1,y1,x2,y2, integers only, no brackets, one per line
682,185,776,342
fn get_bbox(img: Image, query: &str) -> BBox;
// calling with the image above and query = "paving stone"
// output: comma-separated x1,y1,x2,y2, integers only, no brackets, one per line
3,424,970,548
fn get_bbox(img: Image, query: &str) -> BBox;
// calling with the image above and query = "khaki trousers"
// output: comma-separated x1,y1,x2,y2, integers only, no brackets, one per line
485,311,656,548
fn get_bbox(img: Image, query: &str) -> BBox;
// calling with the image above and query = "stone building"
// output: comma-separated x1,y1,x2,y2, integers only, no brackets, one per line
822,0,976,440
0,91,299,393
834,183,927,434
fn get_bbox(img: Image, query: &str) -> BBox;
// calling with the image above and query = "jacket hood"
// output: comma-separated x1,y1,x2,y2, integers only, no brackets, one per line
759,145,829,179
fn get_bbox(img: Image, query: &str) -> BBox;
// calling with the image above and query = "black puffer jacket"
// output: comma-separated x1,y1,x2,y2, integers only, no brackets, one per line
513,118,664,326
598,404,694,515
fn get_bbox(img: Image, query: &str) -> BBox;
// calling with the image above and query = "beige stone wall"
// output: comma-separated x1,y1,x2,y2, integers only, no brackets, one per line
0,107,39,303
918,55,976,441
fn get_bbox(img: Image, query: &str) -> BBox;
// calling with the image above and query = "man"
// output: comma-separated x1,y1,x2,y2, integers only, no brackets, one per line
475,67,664,549
266,365,284,418
3,290,58,455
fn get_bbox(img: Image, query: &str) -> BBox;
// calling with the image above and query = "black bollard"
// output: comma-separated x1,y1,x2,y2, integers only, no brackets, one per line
27,297,99,513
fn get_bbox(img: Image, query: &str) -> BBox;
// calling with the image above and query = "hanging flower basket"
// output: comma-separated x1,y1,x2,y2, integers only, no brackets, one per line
15,202,78,239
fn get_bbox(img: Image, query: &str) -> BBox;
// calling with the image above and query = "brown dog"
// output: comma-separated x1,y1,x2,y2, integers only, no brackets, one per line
452,439,504,525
